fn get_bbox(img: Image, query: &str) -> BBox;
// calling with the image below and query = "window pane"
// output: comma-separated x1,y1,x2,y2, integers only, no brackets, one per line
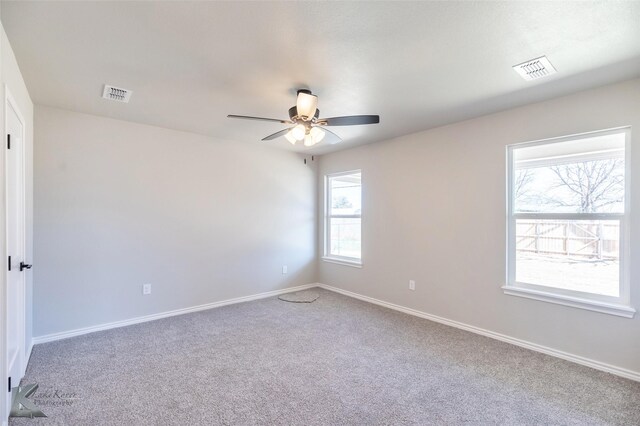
330,218,361,259
515,219,620,297
330,173,361,216
513,133,625,214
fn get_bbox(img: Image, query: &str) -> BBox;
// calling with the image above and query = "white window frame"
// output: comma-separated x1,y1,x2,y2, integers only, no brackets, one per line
323,170,362,267
504,127,635,318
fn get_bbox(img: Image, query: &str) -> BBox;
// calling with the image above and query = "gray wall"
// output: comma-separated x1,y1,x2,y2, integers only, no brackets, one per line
318,78,640,374
34,106,316,337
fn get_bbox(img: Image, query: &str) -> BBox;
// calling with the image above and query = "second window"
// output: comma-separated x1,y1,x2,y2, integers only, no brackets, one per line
325,170,362,263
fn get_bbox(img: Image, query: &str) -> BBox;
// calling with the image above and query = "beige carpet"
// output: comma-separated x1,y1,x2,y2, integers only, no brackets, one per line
11,288,640,425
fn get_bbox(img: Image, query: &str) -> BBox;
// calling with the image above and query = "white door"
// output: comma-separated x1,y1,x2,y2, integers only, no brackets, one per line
5,92,27,413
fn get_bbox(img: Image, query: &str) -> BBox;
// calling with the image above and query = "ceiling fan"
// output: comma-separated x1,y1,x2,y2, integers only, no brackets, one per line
228,89,380,147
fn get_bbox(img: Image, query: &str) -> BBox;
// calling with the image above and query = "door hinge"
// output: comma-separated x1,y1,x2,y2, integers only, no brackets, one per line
8,376,11,392
8,256,11,272
7,134,10,150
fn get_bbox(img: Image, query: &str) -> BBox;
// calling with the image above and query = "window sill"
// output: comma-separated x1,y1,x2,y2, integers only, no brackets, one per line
321,257,362,268
502,286,636,318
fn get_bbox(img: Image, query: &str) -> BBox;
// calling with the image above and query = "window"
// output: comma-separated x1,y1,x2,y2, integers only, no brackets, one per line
324,171,362,266
505,128,634,318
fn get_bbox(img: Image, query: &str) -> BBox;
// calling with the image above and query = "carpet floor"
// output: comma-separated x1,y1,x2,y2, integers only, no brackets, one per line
11,288,640,425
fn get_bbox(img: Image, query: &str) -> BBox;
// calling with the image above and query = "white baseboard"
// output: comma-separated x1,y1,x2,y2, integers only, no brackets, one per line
317,283,640,382
32,283,319,345
31,282,640,383
25,340,33,372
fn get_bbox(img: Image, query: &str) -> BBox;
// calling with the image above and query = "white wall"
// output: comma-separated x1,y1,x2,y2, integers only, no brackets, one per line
34,106,316,337
318,78,640,376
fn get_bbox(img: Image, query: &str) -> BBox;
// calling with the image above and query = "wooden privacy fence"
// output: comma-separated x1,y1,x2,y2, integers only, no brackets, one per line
516,220,619,260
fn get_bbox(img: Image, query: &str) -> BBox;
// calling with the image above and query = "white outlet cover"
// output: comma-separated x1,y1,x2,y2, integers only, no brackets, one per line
409,280,416,290
282,265,288,274
143,284,151,295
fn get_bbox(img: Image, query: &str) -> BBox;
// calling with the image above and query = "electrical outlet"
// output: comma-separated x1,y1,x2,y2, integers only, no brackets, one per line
282,265,288,274
142,283,152,295
409,280,416,291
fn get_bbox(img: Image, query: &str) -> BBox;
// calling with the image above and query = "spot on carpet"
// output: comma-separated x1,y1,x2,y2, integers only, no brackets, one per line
278,290,320,303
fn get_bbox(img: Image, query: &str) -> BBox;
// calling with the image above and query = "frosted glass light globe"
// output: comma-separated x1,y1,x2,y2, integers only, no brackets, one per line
292,124,306,141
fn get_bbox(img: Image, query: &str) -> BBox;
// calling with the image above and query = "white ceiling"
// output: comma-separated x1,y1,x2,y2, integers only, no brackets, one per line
2,1,640,154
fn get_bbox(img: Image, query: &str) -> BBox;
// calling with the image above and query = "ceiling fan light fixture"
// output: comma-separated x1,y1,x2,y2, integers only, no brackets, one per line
304,134,315,147
227,88,379,146
310,126,325,143
285,130,297,145
296,91,318,119
292,124,306,141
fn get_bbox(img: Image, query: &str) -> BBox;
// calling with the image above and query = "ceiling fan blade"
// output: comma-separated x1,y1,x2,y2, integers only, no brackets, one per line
320,115,380,126
227,115,292,124
262,128,291,141
322,128,343,145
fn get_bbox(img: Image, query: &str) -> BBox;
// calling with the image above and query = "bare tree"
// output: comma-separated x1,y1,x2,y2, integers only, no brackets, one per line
514,169,534,203
550,158,624,213
332,195,353,209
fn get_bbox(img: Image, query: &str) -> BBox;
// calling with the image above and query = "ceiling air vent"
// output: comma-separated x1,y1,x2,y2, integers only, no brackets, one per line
512,56,557,81
102,85,132,103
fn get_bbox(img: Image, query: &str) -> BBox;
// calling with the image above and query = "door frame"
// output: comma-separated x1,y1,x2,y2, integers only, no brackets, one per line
3,85,27,420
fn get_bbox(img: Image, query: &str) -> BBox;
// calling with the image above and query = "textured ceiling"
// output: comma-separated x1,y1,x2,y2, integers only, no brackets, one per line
2,1,640,154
